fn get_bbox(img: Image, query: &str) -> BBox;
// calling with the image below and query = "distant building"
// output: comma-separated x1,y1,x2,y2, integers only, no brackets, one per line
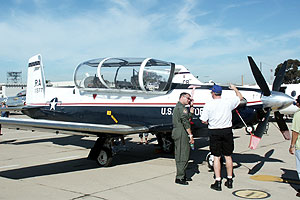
0,81,74,98
7,71,22,84
0,84,26,97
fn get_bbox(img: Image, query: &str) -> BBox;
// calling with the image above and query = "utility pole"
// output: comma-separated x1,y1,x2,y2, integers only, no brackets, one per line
241,75,244,86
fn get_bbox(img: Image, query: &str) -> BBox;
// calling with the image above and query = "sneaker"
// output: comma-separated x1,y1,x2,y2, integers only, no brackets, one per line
175,178,189,185
184,176,193,181
210,180,221,191
225,178,233,189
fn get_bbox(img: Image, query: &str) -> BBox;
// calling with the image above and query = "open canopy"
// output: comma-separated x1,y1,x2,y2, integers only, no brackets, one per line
73,57,175,92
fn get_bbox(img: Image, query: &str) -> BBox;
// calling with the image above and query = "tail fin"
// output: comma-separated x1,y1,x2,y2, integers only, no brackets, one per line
26,54,46,104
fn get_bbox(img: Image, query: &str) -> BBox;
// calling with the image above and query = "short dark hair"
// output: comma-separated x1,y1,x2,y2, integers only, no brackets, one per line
179,92,190,99
297,95,300,104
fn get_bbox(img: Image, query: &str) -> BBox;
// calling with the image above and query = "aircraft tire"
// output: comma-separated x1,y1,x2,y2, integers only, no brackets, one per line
206,152,225,170
206,152,214,170
96,147,113,167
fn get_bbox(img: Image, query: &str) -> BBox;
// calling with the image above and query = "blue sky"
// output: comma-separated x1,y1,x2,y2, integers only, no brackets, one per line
0,0,299,85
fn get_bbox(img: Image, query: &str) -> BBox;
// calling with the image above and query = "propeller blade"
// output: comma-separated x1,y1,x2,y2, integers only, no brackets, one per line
248,56,271,96
253,108,271,138
272,61,287,91
249,109,271,150
274,111,291,140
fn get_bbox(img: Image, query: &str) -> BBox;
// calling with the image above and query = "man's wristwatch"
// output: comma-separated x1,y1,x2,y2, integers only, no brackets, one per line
290,145,295,148
188,134,193,138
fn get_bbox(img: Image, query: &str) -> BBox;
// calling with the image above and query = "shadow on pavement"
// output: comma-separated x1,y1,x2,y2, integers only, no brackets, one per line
0,136,285,180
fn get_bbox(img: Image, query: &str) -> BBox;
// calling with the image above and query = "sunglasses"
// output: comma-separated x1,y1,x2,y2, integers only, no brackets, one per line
184,96,192,101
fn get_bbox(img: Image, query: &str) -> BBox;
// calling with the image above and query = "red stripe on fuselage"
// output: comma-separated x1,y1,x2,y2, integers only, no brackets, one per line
28,100,262,106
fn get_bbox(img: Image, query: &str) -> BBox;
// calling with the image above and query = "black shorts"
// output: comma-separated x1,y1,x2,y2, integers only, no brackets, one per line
209,127,234,156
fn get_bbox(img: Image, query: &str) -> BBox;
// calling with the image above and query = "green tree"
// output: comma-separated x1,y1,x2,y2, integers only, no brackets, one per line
274,59,300,84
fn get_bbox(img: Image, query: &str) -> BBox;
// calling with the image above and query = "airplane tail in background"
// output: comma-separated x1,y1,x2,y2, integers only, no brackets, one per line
26,54,46,104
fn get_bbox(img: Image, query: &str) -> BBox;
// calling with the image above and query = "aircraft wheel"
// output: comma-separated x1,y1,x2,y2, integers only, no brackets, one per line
206,152,225,170
96,147,113,167
206,152,214,170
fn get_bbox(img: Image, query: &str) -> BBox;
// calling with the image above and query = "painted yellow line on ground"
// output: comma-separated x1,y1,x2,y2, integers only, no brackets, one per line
251,175,300,185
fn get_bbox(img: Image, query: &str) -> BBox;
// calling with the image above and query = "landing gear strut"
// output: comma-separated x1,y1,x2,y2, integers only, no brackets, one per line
88,136,114,167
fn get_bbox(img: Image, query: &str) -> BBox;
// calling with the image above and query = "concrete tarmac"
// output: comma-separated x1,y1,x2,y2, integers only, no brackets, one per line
0,114,299,199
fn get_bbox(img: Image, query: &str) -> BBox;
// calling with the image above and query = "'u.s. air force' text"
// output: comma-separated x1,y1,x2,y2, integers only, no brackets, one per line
161,107,203,116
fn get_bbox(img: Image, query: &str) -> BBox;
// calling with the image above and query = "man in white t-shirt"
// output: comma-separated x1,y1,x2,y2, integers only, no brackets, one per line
200,84,243,191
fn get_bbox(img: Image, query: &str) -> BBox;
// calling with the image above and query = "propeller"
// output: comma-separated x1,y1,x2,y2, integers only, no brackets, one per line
248,56,271,96
272,61,291,140
247,57,292,149
272,61,287,91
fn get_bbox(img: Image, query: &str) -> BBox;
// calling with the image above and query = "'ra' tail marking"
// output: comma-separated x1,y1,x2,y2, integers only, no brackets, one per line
26,54,46,104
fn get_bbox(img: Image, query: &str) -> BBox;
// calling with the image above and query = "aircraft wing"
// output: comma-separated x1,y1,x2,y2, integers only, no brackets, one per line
0,117,149,137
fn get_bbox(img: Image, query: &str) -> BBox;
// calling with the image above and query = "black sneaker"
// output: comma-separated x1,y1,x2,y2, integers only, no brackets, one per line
184,176,193,181
175,179,189,185
225,178,233,189
210,180,221,191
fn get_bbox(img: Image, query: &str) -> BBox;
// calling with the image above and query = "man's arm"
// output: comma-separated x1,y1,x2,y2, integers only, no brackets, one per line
230,84,243,100
289,130,299,155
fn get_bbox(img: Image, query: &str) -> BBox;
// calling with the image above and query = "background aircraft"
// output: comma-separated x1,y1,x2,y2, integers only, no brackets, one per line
0,90,26,107
0,55,293,167
278,84,300,116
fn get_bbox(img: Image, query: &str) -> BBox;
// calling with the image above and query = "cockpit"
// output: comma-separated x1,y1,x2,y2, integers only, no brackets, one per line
74,57,175,93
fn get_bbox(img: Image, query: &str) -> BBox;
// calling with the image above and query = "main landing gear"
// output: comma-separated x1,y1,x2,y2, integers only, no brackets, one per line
88,136,114,167
88,133,176,167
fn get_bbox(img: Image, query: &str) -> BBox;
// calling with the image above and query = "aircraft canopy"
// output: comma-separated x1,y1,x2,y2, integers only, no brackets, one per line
74,57,175,92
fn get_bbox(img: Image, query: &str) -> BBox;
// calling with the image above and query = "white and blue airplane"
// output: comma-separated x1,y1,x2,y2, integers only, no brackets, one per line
0,55,294,167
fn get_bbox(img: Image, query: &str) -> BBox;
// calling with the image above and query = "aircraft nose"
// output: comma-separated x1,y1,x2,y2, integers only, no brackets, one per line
261,91,294,111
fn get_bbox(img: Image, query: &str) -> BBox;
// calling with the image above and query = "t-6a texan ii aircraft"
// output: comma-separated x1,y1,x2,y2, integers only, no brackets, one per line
0,55,294,167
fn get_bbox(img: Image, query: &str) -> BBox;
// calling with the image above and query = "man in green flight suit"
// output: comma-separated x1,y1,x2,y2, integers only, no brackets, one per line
172,92,194,185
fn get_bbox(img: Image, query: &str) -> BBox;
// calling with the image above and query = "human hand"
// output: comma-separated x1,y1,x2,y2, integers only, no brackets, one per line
289,147,295,155
189,136,194,144
229,84,236,90
190,106,194,114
